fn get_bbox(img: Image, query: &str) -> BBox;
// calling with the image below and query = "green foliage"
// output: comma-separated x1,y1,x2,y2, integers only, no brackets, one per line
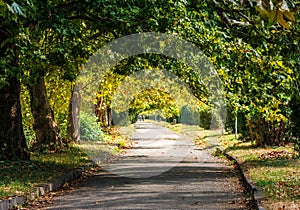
20,75,72,146
94,71,125,127
20,85,35,146
80,112,104,141
206,0,299,147
1,0,300,156
45,73,72,138
198,107,212,130
225,110,248,136
88,0,299,148
130,88,180,119
213,148,226,159
179,105,199,126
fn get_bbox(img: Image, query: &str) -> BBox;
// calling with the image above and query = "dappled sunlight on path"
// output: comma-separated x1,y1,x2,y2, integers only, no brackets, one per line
44,122,247,209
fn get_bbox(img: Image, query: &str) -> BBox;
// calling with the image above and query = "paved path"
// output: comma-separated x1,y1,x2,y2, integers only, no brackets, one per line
43,122,247,209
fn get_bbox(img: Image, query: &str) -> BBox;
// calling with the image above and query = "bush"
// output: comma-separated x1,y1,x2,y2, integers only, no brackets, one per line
80,112,104,141
179,105,199,126
199,108,211,129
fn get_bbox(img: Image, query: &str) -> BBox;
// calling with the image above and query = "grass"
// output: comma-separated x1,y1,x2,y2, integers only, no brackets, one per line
150,121,300,208
105,127,133,150
219,134,300,209
0,127,132,200
77,130,133,159
0,145,90,199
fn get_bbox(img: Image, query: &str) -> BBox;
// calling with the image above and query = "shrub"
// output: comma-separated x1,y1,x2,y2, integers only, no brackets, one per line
80,112,104,141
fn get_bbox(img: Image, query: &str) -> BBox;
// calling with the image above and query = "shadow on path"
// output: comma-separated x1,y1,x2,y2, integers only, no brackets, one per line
43,122,247,210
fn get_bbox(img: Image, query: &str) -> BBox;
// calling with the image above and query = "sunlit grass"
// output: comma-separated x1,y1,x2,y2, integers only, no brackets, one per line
0,127,132,200
219,134,300,208
0,145,90,199
77,128,133,161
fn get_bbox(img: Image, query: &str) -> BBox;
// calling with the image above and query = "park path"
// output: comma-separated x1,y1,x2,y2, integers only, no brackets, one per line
43,122,247,209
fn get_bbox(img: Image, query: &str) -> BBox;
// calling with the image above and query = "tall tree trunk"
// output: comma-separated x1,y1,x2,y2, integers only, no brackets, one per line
29,77,62,152
95,95,108,128
0,78,30,160
67,83,81,142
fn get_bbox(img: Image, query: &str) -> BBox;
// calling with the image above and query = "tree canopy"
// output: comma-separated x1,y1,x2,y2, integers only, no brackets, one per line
0,0,299,160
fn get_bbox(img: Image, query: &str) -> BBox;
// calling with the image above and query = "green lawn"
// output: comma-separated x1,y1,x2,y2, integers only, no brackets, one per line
219,134,300,209
0,145,90,199
0,129,132,200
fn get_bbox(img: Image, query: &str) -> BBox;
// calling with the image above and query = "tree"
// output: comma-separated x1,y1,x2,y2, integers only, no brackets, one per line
2,0,298,160
1,0,159,156
21,0,160,149
28,78,62,151
129,88,180,120
0,1,30,160
207,0,299,146
67,82,81,143
0,78,30,160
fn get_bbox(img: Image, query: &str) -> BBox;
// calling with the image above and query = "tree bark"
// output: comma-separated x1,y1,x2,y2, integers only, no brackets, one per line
95,95,108,128
0,78,30,160
29,77,62,151
67,83,81,142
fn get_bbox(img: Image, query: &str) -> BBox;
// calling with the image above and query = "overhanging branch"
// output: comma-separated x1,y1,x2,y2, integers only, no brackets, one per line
210,0,252,27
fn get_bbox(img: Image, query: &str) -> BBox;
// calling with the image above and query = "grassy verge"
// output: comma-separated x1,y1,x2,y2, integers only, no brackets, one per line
0,127,132,200
77,128,133,160
146,121,300,208
0,145,90,199
219,134,300,209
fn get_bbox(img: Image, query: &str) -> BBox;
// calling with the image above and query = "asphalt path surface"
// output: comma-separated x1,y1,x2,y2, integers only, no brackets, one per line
43,122,247,209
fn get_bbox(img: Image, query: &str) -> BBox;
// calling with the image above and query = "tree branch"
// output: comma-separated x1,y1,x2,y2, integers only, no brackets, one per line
210,0,252,27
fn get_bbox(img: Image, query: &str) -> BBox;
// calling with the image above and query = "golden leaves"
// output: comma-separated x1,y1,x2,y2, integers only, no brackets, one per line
256,0,295,29
277,10,295,29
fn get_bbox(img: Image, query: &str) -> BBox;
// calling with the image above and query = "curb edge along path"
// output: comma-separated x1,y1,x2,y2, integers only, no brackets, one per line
42,122,249,210
207,135,264,210
0,163,91,210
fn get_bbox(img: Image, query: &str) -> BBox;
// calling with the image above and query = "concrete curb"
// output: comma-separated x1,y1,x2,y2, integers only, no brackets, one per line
220,149,265,210
0,162,93,210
